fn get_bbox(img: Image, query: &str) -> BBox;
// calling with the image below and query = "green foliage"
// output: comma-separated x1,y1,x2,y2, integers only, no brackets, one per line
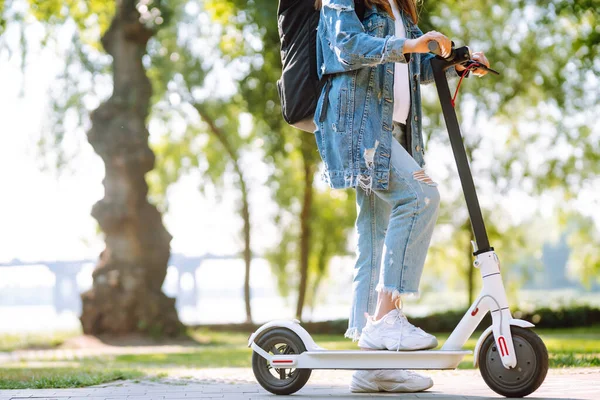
0,0,6,35
17,0,600,309
144,0,253,226
306,188,356,308
214,1,357,312
261,131,356,310
23,0,110,173
141,0,600,302
28,0,177,174
409,305,600,332
28,0,115,47
518,305,600,329
416,0,600,293
422,0,599,193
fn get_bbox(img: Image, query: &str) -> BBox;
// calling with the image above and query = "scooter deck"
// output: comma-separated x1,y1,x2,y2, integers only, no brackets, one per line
252,340,471,370
293,349,470,370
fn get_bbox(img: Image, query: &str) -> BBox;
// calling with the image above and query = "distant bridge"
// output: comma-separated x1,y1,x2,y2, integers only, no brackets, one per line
0,253,237,314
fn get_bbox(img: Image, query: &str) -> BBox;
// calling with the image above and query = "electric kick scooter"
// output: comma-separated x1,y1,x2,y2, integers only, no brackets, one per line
249,42,549,398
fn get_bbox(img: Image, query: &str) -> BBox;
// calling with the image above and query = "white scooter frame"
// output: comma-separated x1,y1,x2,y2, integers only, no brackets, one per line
249,247,531,371
249,44,548,397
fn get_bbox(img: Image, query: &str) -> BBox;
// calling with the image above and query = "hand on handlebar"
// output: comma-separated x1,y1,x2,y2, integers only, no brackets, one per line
457,51,490,77
428,40,498,76
405,31,452,57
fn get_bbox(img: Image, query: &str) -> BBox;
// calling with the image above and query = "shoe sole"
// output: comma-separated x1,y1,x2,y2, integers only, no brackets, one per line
350,377,434,393
349,376,379,393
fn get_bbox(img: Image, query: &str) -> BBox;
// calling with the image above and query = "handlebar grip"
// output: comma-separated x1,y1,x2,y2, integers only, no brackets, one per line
428,40,466,63
427,40,440,54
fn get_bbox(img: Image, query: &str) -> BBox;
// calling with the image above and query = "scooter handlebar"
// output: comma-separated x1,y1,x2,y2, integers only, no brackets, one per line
427,40,442,55
427,40,499,75
427,40,468,62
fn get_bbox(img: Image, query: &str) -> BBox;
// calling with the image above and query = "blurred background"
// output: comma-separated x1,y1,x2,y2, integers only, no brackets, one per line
0,0,598,385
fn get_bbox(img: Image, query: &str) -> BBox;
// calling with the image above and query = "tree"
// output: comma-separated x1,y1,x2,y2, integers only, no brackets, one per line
20,0,183,335
143,1,258,323
263,136,357,320
212,0,358,320
78,0,183,336
149,98,256,323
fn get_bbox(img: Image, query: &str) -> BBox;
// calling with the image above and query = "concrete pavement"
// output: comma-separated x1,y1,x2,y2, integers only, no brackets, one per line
0,368,598,400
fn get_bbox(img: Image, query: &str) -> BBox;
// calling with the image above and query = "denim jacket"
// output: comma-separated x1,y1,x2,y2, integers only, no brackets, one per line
313,0,459,191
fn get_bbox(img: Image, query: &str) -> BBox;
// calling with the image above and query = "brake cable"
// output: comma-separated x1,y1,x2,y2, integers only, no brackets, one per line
451,62,479,108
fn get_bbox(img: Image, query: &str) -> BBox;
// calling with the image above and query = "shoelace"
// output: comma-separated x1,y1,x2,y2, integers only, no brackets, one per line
386,313,426,351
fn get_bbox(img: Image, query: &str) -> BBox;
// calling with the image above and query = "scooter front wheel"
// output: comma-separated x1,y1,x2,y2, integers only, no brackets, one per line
251,328,312,395
478,326,548,398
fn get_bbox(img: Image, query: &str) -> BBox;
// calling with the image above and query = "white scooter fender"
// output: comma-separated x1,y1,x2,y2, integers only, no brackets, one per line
248,319,323,351
475,251,520,369
248,319,325,367
248,320,324,369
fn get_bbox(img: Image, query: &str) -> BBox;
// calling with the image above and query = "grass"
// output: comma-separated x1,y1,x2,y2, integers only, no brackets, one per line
0,366,143,389
114,347,251,368
0,330,81,352
0,325,598,389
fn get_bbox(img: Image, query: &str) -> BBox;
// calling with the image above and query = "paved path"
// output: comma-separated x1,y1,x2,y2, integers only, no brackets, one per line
0,368,598,400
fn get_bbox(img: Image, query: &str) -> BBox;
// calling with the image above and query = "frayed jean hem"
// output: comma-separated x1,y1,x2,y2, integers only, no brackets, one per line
375,284,420,301
344,327,361,342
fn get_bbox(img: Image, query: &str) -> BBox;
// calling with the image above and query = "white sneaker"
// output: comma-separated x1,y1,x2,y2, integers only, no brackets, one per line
357,309,438,351
350,369,434,393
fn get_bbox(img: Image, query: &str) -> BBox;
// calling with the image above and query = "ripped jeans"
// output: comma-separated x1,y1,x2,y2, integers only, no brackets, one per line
346,122,441,341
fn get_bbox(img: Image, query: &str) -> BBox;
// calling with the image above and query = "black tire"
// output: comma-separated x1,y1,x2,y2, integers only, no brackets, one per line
478,326,548,398
251,328,312,395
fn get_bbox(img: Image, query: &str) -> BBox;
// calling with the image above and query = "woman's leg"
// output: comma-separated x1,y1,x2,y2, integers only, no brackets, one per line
350,126,438,392
356,132,440,351
347,186,391,341
348,123,412,338
374,135,440,303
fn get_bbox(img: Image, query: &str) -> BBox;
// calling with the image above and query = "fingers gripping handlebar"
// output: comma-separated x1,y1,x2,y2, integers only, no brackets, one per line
427,40,470,63
427,41,500,75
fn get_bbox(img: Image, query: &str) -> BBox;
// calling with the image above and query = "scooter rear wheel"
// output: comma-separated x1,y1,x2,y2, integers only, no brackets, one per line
478,326,548,398
251,328,312,395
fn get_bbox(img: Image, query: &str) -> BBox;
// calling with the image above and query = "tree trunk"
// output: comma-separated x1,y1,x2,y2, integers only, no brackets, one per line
239,167,253,323
307,241,328,319
296,138,316,320
80,0,182,336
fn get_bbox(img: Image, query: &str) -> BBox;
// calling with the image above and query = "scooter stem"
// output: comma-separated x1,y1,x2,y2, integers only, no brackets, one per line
430,55,492,254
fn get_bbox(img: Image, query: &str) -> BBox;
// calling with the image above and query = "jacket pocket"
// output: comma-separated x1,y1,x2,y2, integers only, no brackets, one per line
335,88,348,133
365,19,386,37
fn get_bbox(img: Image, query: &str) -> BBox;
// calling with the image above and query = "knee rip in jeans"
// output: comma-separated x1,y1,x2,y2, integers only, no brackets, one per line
413,169,437,187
